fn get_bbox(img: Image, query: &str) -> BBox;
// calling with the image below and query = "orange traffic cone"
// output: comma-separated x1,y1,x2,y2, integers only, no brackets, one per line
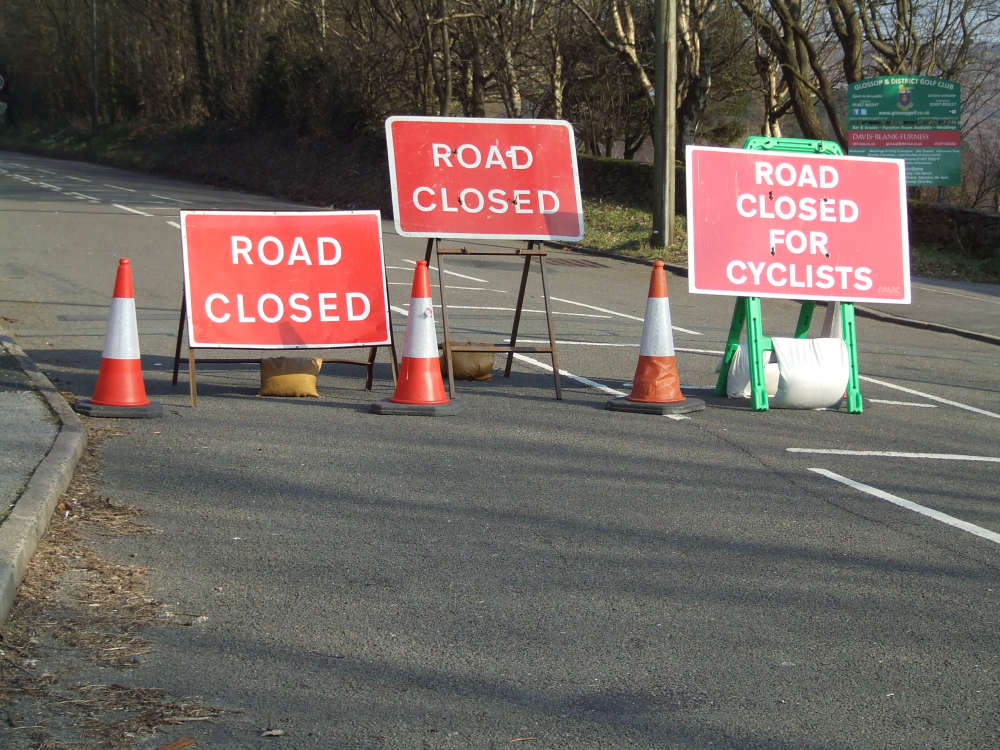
607,261,704,415
371,261,460,416
75,258,162,418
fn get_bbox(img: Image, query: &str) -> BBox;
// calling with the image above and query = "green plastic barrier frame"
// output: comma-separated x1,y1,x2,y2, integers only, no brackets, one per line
714,136,863,413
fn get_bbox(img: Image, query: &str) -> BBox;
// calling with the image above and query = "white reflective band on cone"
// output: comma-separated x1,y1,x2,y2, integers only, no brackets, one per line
638,297,674,357
402,297,438,358
102,298,142,360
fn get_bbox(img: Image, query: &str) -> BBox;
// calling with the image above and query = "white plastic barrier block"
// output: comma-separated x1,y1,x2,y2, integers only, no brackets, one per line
770,337,849,409
725,342,779,399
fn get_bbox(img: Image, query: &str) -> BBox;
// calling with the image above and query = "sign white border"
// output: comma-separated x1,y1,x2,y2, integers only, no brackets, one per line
685,145,911,304
180,209,392,349
385,115,585,241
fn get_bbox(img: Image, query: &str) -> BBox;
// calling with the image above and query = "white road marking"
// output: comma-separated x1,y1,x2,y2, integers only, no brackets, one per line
440,304,610,318
791,448,999,463
677,346,725,355
868,399,936,408
511,353,689,419
859,375,999,419
37,181,62,190
809,468,1000,545
67,192,98,201
105,183,136,192
166,221,180,229
388,282,506,293
510,338,637,347
113,203,153,217
401,257,489,283
389,303,664,408
64,175,91,183
150,193,192,204
551,296,702,335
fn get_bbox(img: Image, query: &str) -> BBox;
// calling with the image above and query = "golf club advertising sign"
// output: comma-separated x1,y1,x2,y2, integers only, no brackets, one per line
180,211,391,348
386,116,584,241
686,146,911,304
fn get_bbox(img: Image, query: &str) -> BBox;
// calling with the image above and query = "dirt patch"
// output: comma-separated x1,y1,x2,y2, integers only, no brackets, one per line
0,425,225,749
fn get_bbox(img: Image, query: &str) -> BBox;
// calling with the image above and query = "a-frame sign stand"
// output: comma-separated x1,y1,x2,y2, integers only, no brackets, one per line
424,237,561,400
714,137,863,414
171,290,397,407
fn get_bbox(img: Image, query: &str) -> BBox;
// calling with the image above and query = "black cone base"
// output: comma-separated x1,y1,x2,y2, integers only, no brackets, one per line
606,395,705,415
75,400,163,419
370,399,461,416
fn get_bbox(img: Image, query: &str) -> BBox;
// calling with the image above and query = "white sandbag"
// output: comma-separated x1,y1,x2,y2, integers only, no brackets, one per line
725,342,779,399
770,337,849,409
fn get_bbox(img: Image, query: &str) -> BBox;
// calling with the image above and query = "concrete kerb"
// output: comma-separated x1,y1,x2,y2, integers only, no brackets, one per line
0,331,86,626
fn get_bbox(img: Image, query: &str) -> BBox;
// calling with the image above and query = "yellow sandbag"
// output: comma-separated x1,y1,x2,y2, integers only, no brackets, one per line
439,345,495,381
258,357,323,397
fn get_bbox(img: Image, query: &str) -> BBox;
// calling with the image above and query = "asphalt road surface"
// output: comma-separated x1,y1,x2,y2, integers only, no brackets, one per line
2,151,998,749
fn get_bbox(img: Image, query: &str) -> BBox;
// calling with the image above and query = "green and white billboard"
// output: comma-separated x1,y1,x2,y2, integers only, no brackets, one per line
848,76,962,186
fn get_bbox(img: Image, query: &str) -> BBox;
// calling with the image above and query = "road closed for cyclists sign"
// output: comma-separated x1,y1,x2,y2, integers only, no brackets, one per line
180,210,391,348
686,146,911,304
386,116,584,241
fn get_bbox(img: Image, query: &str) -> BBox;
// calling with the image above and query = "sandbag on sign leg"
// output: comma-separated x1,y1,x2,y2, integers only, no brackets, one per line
770,337,850,409
724,342,779,400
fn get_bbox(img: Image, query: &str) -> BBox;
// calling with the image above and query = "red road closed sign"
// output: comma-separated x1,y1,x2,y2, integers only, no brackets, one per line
181,211,391,348
686,146,911,304
386,116,584,241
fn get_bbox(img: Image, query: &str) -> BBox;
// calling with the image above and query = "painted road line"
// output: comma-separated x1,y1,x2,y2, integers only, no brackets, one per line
860,375,999,419
511,352,690,420
401,257,489,284
389,301,670,411
809,467,1000,545
151,193,192,204
867,399,936,408
440,305,611,319
166,221,180,229
509,338,638,348
513,352,624,396
113,203,154,217
64,175,91,183
677,347,725,356
67,192,99,201
791,448,999,462
37,181,62,190
389,281,507,293
105,183,137,192
551,296,702,335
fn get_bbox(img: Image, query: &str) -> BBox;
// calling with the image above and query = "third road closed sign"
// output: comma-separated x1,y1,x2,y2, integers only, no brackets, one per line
686,146,911,304
386,116,584,241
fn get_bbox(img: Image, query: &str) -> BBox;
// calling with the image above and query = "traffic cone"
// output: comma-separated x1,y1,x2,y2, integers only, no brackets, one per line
371,261,460,416
607,261,704,415
75,258,162,418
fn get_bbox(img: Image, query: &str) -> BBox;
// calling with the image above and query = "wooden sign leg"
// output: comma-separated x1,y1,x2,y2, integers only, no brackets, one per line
503,253,533,378
172,291,187,387
536,254,561,399
435,252,457,398
188,350,198,407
